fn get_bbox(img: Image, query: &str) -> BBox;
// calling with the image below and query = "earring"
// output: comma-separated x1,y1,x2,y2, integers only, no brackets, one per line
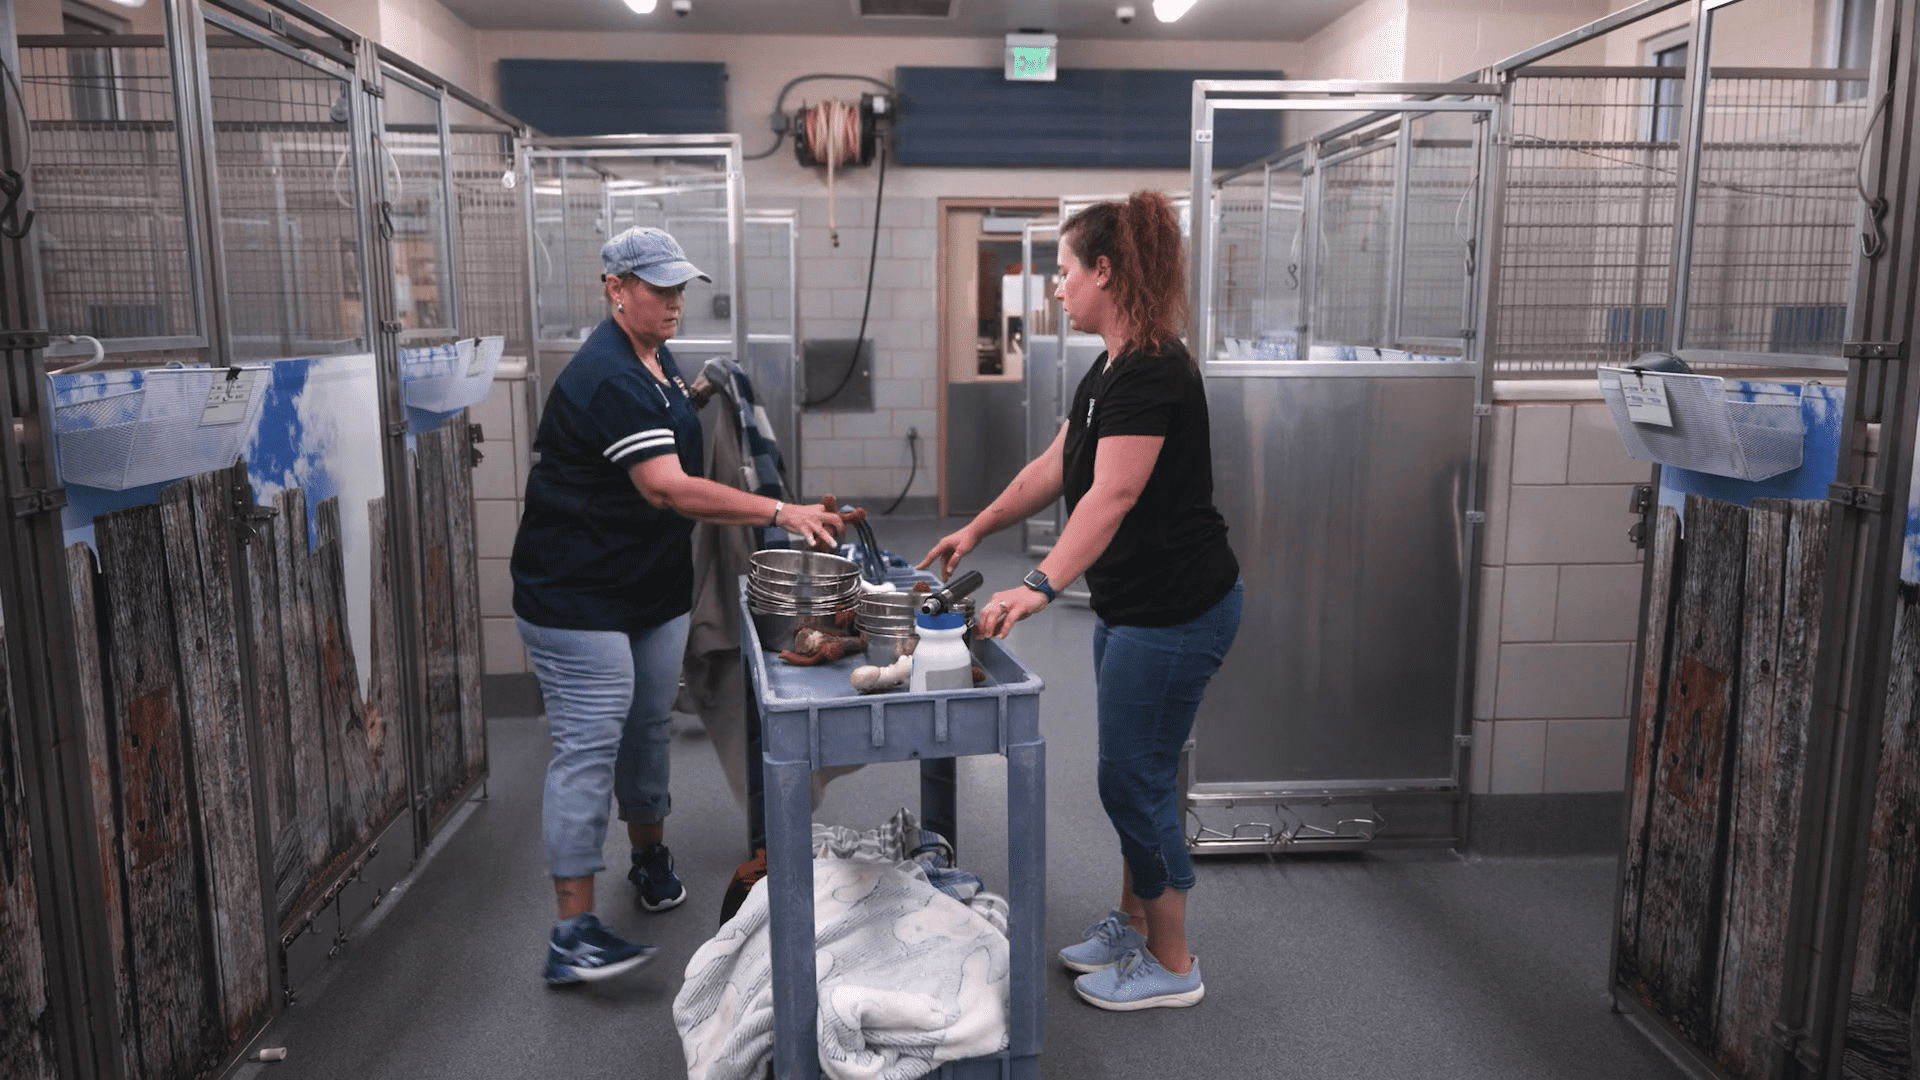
617,303,625,312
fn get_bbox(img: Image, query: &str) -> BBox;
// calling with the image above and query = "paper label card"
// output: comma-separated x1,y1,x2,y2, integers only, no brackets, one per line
1622,373,1674,428
201,371,258,426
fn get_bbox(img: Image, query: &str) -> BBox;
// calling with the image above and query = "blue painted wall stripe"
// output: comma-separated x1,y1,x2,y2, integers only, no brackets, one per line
894,67,1282,168
498,59,727,136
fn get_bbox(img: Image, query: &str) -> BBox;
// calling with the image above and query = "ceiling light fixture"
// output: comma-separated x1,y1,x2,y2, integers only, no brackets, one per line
624,0,658,13
1152,0,1198,21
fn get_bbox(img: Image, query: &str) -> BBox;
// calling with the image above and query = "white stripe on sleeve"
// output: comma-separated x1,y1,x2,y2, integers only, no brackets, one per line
604,428,675,460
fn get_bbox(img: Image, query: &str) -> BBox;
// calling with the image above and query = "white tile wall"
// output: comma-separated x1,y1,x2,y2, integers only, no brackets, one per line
793,194,939,503
473,375,530,675
1473,399,1646,794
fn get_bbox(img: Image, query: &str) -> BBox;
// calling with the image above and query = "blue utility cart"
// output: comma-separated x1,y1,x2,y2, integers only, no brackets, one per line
740,588,1046,1080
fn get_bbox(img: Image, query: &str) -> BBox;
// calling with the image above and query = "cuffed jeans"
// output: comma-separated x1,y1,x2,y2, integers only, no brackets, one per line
518,614,689,880
1093,579,1243,899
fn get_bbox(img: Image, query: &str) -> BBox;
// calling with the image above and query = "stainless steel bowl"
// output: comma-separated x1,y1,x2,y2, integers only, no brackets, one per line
866,632,917,667
749,609,805,647
752,578,861,603
747,577,858,604
750,550,862,581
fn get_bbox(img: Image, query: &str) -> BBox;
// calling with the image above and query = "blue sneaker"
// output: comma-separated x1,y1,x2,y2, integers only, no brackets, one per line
1059,910,1146,974
1074,949,1204,1011
543,914,655,986
629,843,687,912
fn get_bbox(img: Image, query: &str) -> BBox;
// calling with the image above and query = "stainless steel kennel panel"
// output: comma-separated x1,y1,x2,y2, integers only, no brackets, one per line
1187,83,1503,850
746,208,799,482
1198,365,1476,788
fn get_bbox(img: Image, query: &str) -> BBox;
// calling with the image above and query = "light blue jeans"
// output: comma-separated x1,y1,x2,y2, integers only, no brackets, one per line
517,614,690,880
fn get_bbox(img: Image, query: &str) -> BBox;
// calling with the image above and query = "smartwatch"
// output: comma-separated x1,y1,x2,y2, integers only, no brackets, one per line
1021,569,1057,602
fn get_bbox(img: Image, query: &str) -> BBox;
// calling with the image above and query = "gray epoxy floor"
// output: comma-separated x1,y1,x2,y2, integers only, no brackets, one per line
234,517,1685,1080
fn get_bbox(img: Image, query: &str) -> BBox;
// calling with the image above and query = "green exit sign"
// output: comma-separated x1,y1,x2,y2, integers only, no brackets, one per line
1005,33,1057,81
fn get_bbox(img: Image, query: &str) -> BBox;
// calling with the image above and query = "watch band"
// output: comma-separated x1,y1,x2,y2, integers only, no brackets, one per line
1023,570,1056,602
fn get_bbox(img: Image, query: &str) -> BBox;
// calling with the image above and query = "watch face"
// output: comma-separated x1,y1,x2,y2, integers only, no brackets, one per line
1024,570,1047,588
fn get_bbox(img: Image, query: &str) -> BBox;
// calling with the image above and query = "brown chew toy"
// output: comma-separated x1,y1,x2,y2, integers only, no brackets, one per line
778,626,869,666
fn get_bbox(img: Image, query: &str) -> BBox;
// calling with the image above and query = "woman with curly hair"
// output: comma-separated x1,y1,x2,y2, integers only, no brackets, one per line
921,191,1242,1011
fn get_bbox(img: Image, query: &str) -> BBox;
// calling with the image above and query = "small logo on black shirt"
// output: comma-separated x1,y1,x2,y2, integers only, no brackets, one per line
1086,398,1096,426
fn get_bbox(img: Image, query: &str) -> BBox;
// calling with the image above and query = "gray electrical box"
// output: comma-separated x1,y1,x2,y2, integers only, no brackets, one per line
802,338,874,412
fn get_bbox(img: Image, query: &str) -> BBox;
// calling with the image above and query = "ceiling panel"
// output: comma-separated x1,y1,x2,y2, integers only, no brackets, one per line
441,0,1362,41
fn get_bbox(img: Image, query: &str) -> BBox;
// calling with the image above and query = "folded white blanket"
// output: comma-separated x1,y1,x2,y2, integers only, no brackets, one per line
675,825,1010,1080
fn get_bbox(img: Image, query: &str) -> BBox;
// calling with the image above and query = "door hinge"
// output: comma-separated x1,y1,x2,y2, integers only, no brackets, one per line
387,420,408,438
1628,484,1653,515
363,79,384,98
11,486,65,518
467,422,485,467
1828,483,1886,513
1194,129,1214,143
380,319,403,335
1454,733,1474,747
1844,340,1906,360
2,331,50,350
1473,403,1492,417
1464,510,1486,525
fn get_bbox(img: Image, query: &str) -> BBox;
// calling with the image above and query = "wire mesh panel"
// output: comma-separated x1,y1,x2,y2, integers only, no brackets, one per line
202,28,367,360
1681,74,1866,355
529,150,735,346
1211,169,1267,354
378,69,453,339
1492,72,1682,374
18,37,199,345
1397,112,1478,351
1313,139,1397,350
447,99,525,352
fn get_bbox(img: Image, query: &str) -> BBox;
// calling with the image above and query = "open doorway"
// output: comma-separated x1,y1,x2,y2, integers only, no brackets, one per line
937,198,1053,516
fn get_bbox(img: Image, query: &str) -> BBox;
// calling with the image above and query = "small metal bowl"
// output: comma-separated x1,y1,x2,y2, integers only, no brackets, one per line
750,550,862,581
866,631,917,667
749,609,805,647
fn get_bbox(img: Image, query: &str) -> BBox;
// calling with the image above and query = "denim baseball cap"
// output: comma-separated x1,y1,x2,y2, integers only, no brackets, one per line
600,226,712,287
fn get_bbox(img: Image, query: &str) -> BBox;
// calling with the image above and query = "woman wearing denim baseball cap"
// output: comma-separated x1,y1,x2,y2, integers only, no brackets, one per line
511,226,845,985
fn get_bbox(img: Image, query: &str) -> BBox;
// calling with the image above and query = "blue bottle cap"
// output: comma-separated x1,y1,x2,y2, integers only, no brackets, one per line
915,611,966,631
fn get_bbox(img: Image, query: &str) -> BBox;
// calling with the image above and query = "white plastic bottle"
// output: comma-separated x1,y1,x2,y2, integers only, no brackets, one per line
909,612,972,693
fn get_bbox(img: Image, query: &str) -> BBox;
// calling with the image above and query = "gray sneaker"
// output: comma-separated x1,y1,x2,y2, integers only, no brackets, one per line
1074,948,1204,1011
1058,910,1146,973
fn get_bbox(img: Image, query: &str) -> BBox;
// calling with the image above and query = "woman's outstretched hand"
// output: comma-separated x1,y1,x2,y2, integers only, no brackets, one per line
976,586,1048,639
918,528,978,579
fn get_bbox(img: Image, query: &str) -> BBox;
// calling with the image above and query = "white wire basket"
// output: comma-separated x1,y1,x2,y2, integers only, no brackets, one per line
401,335,504,414
1597,367,1805,481
50,365,270,491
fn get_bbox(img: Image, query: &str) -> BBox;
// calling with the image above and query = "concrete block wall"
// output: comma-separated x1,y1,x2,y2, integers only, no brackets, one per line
467,367,536,677
792,193,939,506
1472,389,1654,795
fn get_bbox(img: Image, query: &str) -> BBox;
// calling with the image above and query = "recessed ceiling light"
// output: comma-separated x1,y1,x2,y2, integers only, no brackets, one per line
624,0,658,12
1153,0,1198,22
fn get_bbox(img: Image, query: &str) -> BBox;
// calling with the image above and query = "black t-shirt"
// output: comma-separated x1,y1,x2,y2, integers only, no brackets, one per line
1063,339,1239,627
511,320,705,633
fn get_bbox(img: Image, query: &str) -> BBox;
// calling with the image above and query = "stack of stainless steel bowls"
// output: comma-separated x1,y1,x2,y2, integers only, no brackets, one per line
746,550,862,645
855,591,920,665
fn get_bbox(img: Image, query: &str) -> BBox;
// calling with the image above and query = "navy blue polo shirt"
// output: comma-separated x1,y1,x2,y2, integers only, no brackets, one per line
511,319,705,633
